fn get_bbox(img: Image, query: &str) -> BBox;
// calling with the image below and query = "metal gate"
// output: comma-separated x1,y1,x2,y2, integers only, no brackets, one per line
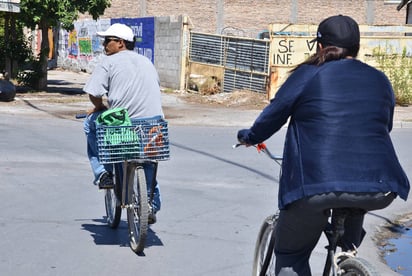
188,32,270,93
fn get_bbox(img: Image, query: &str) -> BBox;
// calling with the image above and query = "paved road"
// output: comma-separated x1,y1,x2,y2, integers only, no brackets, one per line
0,70,411,275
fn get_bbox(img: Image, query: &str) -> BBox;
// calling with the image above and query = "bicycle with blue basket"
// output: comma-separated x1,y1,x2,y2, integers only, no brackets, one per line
79,110,170,254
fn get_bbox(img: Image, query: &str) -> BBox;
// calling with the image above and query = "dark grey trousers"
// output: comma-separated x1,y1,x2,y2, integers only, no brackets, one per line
274,192,396,276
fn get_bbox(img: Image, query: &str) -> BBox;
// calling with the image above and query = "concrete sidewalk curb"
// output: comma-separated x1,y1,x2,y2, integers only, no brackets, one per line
393,120,412,129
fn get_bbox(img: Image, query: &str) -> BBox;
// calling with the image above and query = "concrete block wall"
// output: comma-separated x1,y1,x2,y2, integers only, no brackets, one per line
154,16,184,90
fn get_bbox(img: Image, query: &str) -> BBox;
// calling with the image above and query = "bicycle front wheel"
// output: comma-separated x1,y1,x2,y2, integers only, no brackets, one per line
126,165,149,254
252,214,278,276
104,163,122,228
338,257,379,276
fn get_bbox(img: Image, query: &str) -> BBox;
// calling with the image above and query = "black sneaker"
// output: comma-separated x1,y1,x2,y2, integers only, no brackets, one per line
98,172,114,189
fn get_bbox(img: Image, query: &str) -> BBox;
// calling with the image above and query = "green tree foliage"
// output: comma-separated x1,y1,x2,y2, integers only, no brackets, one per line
19,0,111,90
0,20,32,74
0,12,33,79
20,0,111,30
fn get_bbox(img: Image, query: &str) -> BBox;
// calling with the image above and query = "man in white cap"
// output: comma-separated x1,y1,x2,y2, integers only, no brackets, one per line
83,23,163,223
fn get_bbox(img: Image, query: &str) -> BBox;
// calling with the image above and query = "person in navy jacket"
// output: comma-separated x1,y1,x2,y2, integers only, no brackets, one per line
238,15,410,275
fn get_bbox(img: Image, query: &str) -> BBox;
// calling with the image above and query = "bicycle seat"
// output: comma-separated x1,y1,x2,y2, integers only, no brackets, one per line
331,207,366,217
325,208,367,252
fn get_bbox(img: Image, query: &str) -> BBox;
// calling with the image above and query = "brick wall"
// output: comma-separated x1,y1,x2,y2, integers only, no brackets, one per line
147,0,218,32
80,0,407,38
294,0,405,25
72,1,409,91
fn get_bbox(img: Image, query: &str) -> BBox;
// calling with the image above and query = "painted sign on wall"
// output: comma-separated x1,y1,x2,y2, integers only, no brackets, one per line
111,17,155,62
271,37,317,66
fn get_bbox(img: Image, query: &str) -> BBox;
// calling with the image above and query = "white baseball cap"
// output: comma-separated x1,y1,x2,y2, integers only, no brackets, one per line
96,23,135,42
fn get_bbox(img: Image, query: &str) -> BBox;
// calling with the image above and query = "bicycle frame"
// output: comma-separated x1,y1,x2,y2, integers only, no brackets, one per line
119,160,158,208
77,112,168,254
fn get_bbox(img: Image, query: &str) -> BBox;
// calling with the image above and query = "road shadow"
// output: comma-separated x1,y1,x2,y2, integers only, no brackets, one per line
171,141,278,182
47,79,85,95
14,75,88,119
16,79,85,95
368,212,406,232
81,217,163,252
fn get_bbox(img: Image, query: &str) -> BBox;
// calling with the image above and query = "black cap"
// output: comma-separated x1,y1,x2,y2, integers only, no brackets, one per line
311,15,360,48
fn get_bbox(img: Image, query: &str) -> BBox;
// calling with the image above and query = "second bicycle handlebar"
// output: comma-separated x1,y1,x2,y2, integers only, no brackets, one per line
233,143,282,166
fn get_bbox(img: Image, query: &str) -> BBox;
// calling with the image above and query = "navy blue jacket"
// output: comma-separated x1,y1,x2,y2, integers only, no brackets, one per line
238,59,410,209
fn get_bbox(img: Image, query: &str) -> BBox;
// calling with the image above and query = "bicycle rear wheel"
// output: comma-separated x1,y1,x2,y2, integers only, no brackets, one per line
126,165,149,254
338,257,379,276
104,163,122,228
252,214,278,276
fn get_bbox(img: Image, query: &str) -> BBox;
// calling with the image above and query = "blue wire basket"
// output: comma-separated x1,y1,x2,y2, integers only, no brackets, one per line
96,117,170,164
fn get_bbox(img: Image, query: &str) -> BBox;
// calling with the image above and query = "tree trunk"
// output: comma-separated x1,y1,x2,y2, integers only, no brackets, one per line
11,15,18,78
4,13,11,80
35,19,50,91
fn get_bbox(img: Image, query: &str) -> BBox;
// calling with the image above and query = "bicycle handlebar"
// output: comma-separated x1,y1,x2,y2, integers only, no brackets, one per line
233,143,282,165
75,113,87,119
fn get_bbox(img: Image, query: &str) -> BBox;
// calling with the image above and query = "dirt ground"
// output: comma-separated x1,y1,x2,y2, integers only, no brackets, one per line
175,89,269,109
6,88,412,127
12,88,269,109
0,87,269,122
3,67,411,123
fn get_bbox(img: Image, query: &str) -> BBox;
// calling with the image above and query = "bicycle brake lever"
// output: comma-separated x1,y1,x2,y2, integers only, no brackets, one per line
256,143,267,152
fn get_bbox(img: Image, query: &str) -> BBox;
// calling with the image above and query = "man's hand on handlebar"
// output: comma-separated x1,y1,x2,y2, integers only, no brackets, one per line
88,105,108,115
88,94,108,114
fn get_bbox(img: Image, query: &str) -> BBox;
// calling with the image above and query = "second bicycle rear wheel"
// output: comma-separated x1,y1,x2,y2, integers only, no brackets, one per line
338,257,379,276
127,164,149,254
252,214,278,276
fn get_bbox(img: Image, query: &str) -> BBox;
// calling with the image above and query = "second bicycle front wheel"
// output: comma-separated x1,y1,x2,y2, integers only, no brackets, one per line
338,257,379,276
252,214,278,276
126,164,149,254
104,163,122,228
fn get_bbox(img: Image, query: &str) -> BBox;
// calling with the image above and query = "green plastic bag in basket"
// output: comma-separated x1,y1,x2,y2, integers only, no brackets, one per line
97,108,139,145
97,107,132,126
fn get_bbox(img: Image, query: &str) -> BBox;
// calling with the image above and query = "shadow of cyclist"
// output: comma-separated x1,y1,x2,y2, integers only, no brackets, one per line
81,218,163,250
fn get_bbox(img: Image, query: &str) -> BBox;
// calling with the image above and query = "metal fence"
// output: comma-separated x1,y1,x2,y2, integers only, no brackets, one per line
189,32,270,93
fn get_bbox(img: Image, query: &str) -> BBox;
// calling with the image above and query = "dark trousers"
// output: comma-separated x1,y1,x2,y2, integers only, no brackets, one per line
274,192,396,276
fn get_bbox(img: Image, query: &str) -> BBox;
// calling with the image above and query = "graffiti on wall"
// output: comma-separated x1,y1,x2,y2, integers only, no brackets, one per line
112,17,155,62
58,17,155,73
68,30,78,57
270,36,412,68
271,37,317,67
